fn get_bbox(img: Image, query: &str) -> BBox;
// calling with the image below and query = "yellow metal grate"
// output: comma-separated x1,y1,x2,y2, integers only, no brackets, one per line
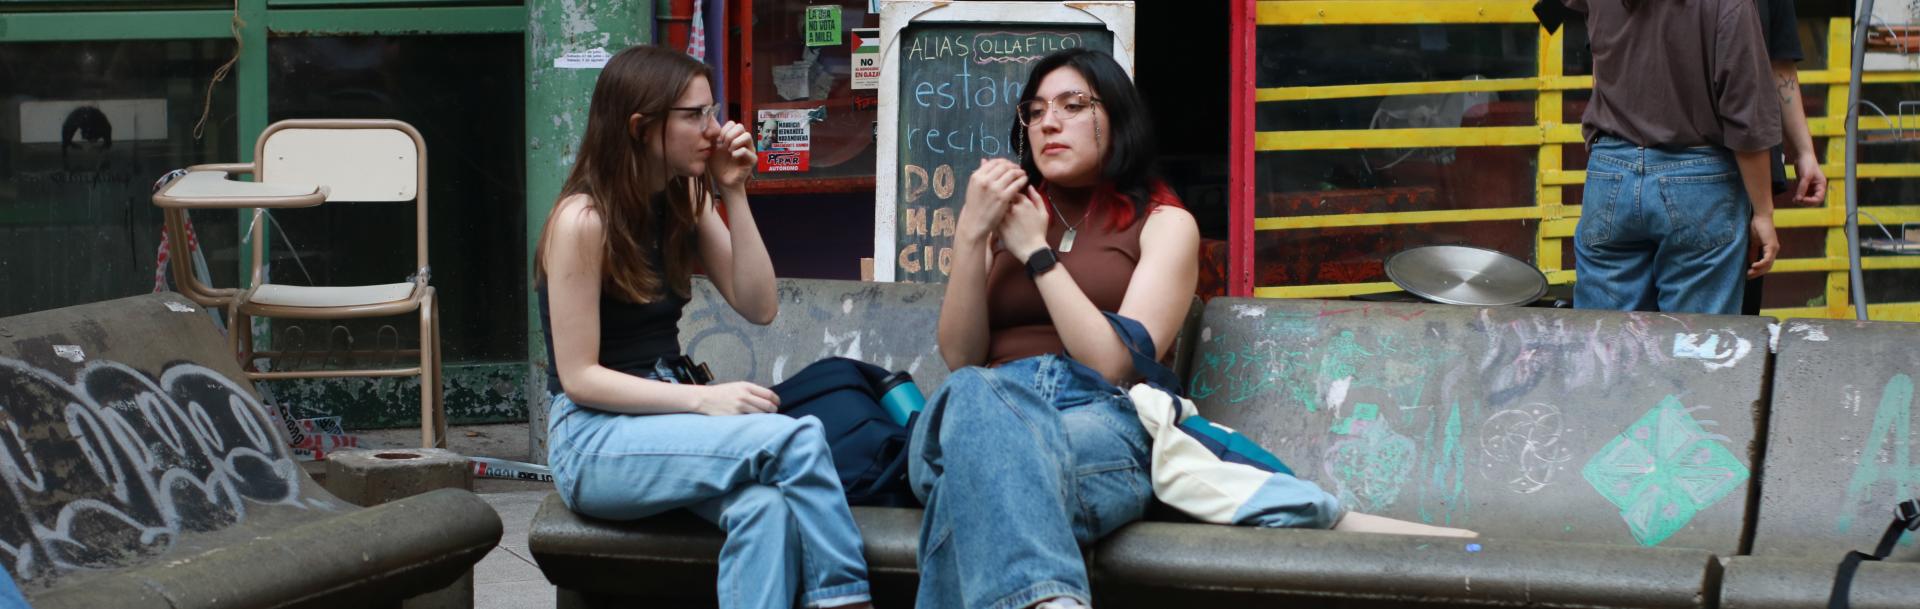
1250,2,1920,320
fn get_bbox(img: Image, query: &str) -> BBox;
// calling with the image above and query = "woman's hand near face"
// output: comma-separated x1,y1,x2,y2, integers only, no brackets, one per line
709,121,756,194
957,158,1027,245
1001,186,1051,262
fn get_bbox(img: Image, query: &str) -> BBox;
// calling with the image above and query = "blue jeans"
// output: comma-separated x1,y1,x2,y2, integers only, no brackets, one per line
548,394,871,609
908,355,1154,609
1574,136,1752,314
0,566,26,609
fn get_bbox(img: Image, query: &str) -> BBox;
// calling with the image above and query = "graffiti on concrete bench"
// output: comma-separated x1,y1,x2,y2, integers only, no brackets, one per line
0,358,308,583
1839,372,1917,541
682,279,945,390
1756,319,1920,558
1187,301,1765,551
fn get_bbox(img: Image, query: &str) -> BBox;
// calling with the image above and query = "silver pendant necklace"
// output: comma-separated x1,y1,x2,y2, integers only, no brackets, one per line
1045,186,1094,253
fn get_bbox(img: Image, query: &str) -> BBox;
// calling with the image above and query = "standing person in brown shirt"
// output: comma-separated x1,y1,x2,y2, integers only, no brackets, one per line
906,49,1473,609
1565,0,1784,314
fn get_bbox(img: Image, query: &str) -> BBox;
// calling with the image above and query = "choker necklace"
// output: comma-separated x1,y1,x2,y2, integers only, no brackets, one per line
1044,186,1093,252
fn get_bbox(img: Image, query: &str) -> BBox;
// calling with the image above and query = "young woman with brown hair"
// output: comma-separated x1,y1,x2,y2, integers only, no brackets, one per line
534,45,872,609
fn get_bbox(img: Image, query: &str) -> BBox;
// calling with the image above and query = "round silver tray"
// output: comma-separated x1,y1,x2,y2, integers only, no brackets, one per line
1384,245,1548,307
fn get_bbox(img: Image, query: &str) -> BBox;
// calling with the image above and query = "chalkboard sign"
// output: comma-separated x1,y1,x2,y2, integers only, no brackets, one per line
873,1,1135,282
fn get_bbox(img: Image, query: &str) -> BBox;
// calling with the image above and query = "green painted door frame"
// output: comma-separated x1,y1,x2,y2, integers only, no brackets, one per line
524,0,654,463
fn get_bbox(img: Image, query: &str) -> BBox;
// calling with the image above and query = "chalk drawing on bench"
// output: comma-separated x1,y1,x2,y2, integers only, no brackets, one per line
683,283,940,384
1784,321,1829,342
1480,403,1574,494
1581,396,1748,547
1190,311,1460,422
1416,400,1471,526
823,328,865,362
1316,331,1373,405
1838,373,1916,541
1325,402,1417,513
1187,347,1279,406
1476,312,1666,408
1670,330,1752,371
684,322,758,377
0,358,304,582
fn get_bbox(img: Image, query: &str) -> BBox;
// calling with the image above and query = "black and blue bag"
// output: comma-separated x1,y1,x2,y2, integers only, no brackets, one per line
771,357,921,507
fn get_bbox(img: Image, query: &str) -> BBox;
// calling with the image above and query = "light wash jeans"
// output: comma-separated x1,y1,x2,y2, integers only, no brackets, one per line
0,566,26,609
908,354,1154,609
547,393,871,609
1574,136,1752,314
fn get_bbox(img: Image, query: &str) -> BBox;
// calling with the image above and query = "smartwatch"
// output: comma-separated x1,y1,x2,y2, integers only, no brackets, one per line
1025,247,1060,279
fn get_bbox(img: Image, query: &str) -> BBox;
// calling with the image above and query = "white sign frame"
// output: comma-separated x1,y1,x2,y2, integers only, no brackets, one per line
872,0,1136,282
20,99,169,144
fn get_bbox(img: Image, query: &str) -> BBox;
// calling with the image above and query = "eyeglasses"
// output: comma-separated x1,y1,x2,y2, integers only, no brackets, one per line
668,104,723,123
1017,91,1101,127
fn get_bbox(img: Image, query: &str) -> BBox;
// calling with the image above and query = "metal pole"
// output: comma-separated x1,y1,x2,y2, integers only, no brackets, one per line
1846,0,1874,320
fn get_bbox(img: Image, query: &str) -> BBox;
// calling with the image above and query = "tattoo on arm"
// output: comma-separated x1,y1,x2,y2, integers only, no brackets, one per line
1775,72,1799,108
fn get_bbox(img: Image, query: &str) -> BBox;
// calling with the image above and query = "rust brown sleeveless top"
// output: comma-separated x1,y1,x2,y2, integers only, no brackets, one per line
983,188,1156,367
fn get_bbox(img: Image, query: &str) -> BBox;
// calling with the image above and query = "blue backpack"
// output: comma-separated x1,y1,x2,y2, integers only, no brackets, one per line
771,358,919,507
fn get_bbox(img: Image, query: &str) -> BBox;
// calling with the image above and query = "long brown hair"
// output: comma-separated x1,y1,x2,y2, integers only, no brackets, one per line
535,45,710,303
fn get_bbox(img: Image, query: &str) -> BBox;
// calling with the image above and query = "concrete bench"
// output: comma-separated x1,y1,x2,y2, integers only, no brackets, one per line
529,277,1203,607
0,293,501,609
1094,297,1773,608
528,282,1775,608
1720,318,1920,609
530,277,950,460
681,277,956,396
529,278,950,606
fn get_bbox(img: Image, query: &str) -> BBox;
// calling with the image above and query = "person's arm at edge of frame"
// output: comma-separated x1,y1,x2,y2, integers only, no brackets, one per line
1773,59,1828,206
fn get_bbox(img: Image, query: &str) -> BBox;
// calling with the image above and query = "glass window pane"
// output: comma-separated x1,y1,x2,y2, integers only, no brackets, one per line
267,34,525,363
1255,147,1537,217
1755,270,1826,311
1258,24,1539,88
1857,83,1920,161
1864,269,1920,305
1759,226,1831,314
1254,220,1538,288
1258,91,1539,132
750,0,878,182
0,40,240,317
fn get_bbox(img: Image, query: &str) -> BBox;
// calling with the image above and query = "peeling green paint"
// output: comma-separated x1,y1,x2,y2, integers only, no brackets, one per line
0,11,235,42
259,362,529,428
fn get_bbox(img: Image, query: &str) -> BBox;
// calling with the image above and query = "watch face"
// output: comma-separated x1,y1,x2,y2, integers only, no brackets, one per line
1027,248,1058,278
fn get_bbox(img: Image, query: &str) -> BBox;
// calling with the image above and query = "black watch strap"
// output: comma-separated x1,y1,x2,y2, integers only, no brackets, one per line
1025,247,1059,279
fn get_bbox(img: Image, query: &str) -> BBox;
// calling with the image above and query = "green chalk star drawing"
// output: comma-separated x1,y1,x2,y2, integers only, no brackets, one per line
1582,395,1749,547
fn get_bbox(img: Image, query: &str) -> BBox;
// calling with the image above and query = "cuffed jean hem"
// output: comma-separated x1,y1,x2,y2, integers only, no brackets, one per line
804,583,872,608
989,581,1090,609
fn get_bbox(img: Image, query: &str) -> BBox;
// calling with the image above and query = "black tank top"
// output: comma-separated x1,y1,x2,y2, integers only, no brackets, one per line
536,197,689,394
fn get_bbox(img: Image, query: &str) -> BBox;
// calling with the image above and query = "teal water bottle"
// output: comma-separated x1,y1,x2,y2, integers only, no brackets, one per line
877,372,925,426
